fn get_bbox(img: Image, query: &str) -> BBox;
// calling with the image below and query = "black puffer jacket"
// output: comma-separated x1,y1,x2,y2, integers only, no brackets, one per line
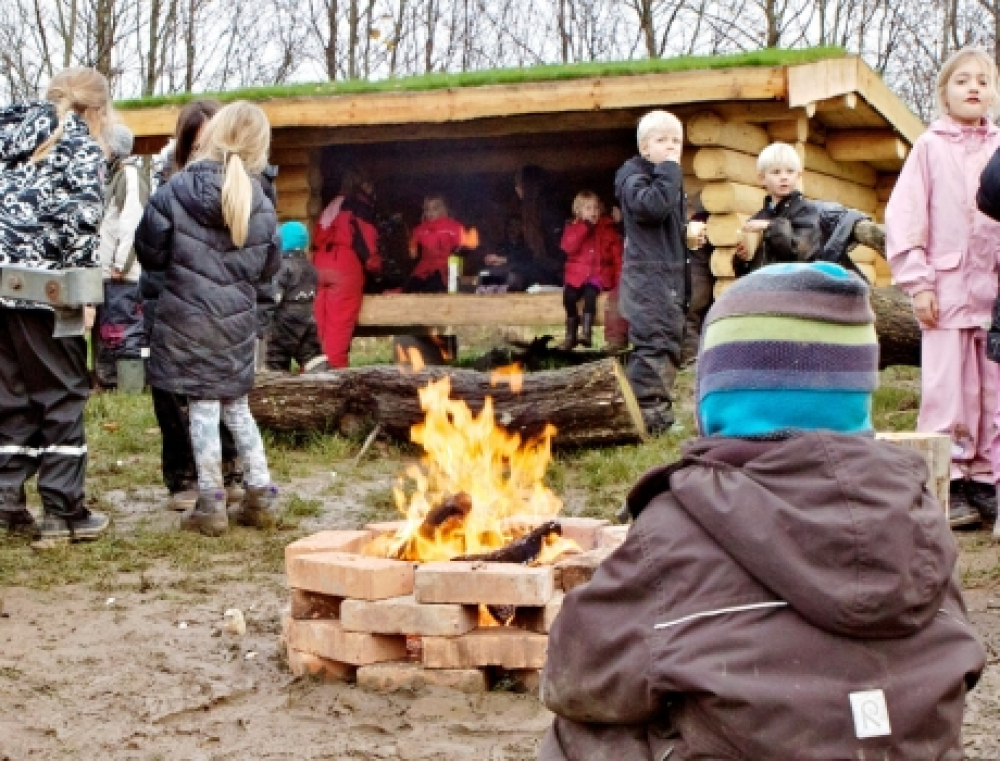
135,160,280,399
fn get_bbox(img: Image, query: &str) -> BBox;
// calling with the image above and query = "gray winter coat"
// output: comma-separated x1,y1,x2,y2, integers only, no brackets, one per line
135,160,280,399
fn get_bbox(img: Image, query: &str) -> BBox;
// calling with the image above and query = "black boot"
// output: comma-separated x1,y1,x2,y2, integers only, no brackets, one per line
559,318,579,351
0,508,40,539
580,313,594,348
38,510,109,542
948,480,981,529
964,480,998,525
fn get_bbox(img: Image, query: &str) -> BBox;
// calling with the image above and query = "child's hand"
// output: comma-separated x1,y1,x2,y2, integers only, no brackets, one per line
735,242,751,261
742,220,770,233
912,291,939,327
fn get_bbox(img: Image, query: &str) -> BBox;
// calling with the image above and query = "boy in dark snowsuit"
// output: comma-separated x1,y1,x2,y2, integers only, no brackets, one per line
614,110,688,435
265,221,328,373
539,263,986,761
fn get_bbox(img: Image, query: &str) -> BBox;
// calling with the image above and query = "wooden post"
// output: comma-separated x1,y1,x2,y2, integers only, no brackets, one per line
876,432,951,511
687,111,769,155
701,182,766,215
826,130,908,163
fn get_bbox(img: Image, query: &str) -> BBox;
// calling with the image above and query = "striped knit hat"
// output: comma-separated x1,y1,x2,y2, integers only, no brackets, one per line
697,262,878,437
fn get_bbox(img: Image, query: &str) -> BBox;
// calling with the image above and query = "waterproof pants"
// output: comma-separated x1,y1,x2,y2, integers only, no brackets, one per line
314,253,365,369
538,716,675,761
189,397,270,491
919,328,997,483
0,309,89,518
150,386,240,494
265,304,324,372
622,285,685,408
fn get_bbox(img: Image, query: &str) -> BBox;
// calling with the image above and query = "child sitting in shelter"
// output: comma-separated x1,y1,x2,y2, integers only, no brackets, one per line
539,262,986,760
734,142,822,275
265,221,328,374
558,191,623,349
405,194,474,293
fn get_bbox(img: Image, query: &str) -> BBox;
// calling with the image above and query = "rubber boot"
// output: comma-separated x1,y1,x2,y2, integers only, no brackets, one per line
558,318,579,351
580,313,595,348
38,510,109,542
180,489,229,537
234,485,280,529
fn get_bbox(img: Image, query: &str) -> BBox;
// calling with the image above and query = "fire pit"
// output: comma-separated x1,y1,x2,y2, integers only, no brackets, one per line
281,361,626,693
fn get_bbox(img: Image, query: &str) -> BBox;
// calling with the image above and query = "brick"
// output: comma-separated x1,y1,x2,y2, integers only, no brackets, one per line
286,618,408,666
499,668,541,696
557,517,609,552
287,551,415,600
285,530,372,565
357,662,486,694
554,549,610,592
341,595,477,636
364,520,407,539
519,592,564,634
423,629,548,669
287,647,357,682
415,561,554,606
596,525,628,551
290,588,343,620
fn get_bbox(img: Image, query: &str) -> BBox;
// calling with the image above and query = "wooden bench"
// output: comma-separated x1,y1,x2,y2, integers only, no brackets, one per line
355,292,608,336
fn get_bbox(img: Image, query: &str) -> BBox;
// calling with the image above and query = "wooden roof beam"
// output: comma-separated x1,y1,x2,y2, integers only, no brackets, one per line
826,129,908,162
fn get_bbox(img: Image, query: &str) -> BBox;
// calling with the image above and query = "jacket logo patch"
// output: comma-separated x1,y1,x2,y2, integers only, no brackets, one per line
849,689,892,739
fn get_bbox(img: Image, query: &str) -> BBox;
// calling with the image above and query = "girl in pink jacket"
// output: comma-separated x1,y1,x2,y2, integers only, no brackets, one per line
886,47,1000,530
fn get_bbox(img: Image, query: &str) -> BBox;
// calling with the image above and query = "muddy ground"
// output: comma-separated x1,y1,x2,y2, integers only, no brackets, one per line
1,364,999,760
1,487,998,760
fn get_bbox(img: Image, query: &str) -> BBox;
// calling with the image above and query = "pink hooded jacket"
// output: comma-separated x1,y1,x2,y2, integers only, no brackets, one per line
885,116,1000,328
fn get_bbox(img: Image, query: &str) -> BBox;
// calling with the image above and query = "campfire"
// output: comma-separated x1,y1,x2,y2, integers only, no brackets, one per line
372,350,581,569
281,351,625,693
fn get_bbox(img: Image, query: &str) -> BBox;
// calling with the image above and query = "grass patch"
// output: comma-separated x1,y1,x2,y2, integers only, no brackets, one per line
117,47,846,110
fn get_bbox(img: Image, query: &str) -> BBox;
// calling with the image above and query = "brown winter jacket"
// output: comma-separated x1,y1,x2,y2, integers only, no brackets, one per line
539,432,985,761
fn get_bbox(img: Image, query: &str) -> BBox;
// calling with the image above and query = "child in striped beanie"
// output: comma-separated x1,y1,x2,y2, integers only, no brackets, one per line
696,261,879,437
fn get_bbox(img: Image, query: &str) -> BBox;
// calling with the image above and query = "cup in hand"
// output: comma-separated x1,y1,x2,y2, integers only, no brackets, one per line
686,220,707,250
736,229,762,259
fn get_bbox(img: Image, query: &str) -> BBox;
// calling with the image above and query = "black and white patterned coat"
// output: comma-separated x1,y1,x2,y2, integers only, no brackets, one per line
0,102,105,295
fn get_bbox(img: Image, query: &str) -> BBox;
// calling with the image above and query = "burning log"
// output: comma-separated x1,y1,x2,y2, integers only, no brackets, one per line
419,493,473,541
454,521,562,564
249,358,647,446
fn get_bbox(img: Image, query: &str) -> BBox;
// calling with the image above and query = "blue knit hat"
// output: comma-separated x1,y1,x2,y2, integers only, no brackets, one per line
280,221,309,254
696,262,878,437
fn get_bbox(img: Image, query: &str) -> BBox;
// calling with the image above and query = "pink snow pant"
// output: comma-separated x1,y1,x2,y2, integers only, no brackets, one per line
919,328,998,483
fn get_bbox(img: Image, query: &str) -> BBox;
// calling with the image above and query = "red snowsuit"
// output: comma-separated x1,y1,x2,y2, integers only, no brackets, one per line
559,217,623,289
409,216,465,282
312,195,380,369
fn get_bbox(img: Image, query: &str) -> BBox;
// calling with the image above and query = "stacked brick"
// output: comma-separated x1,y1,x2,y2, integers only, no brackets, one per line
281,519,626,694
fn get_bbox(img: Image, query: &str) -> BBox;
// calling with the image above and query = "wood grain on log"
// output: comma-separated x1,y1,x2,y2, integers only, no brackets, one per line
872,286,920,368
249,359,647,447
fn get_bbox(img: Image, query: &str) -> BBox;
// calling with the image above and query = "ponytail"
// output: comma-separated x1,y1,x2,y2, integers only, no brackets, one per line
221,153,253,248
32,67,112,163
193,101,271,249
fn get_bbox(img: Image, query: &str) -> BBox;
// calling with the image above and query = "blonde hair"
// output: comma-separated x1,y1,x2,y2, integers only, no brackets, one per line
636,110,683,151
572,190,599,218
757,142,803,174
32,67,112,163
195,101,271,248
935,47,999,117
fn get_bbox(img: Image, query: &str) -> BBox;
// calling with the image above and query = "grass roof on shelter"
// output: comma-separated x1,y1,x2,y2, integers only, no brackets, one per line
117,46,847,110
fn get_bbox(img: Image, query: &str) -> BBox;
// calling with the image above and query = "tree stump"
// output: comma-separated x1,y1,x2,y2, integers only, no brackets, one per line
876,432,950,510
248,359,647,448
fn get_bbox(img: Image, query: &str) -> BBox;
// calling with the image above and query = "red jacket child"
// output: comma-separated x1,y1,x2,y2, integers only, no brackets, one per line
312,185,381,368
409,215,465,281
560,216,623,290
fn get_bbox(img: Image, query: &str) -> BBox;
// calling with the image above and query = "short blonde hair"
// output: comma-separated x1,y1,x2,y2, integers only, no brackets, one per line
33,67,113,162
757,142,802,174
196,101,271,247
572,190,599,218
935,47,999,117
637,110,683,150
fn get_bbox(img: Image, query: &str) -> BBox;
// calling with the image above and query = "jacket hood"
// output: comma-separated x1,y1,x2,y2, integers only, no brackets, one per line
629,432,956,638
614,155,654,196
171,160,232,229
0,101,94,165
929,115,1000,141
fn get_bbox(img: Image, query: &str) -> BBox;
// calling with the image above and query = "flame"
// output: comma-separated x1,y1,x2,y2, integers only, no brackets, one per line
489,362,524,394
386,367,578,563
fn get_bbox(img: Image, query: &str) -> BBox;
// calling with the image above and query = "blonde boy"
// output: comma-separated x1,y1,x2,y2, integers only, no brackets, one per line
734,141,823,274
613,110,688,435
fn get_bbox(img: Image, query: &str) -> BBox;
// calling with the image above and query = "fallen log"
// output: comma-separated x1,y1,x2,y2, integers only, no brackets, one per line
872,285,921,368
249,358,647,447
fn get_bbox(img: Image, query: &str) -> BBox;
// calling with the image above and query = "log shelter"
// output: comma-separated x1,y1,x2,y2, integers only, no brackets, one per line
121,54,921,329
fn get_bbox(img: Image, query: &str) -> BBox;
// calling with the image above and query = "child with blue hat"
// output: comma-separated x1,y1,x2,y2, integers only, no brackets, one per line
265,221,328,373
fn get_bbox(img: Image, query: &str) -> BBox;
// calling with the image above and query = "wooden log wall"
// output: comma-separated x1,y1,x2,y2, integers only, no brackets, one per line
271,146,324,225
688,108,899,296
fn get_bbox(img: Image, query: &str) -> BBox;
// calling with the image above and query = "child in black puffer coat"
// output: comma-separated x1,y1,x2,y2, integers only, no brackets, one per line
136,101,281,536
